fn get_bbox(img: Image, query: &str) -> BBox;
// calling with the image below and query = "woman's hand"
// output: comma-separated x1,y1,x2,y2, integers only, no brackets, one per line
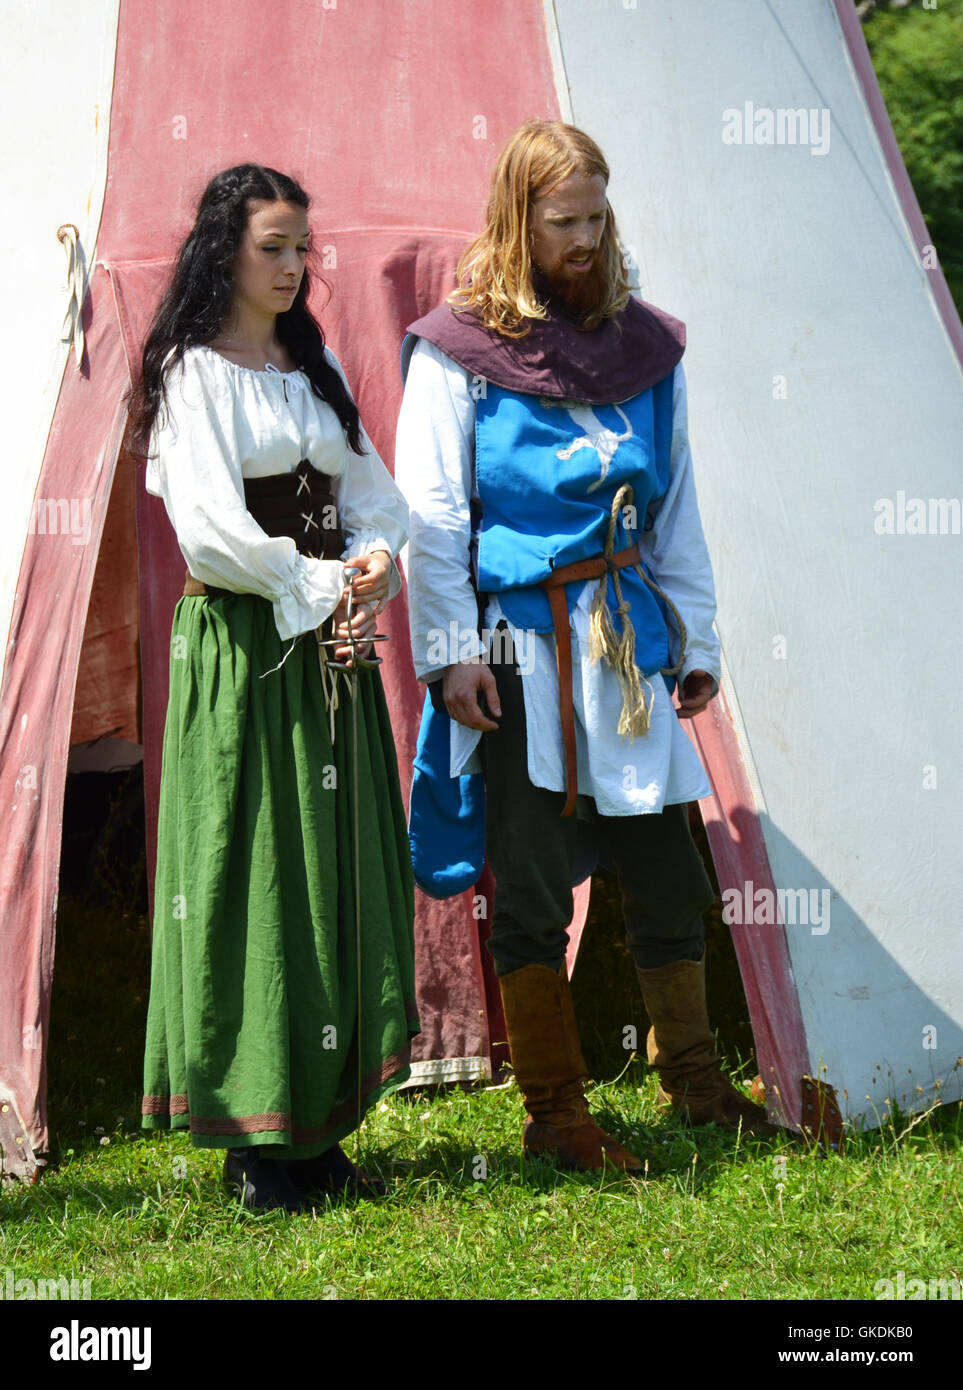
344,550,393,610
330,589,379,664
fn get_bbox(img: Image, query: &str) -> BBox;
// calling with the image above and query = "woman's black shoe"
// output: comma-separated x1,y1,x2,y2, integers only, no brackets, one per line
223,1147,307,1212
285,1144,388,1199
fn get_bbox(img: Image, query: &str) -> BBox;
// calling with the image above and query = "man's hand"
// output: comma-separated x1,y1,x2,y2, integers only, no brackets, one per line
442,661,501,731
676,669,718,720
344,550,393,610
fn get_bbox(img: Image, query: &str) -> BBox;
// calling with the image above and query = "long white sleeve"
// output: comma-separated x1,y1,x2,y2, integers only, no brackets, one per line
395,339,486,681
639,362,721,686
147,348,408,640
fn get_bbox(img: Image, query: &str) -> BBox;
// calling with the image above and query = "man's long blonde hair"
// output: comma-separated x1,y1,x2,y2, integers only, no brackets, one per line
449,121,631,337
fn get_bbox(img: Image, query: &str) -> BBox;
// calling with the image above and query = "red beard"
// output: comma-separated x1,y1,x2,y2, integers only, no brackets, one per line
537,256,608,321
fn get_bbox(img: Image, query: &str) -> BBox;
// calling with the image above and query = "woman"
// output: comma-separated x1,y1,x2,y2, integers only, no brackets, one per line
128,164,418,1211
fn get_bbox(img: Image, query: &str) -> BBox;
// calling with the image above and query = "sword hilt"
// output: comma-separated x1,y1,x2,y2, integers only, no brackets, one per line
321,566,385,669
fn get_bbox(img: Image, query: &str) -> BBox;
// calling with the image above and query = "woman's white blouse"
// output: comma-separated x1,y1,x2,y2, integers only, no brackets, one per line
146,345,408,641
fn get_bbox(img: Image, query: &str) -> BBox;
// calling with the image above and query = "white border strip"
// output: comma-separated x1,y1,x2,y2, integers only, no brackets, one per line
540,0,575,123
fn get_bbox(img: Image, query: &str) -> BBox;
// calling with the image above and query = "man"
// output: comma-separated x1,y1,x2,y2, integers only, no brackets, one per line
396,120,773,1172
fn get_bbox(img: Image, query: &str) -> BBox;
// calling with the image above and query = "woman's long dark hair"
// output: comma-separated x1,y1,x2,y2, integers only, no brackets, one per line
127,164,364,456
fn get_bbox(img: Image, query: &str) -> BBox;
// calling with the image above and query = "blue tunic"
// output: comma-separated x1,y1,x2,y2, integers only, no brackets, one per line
474,375,675,675
407,367,678,897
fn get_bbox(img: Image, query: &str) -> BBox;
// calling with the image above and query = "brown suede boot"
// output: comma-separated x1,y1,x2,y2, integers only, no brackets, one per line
499,964,642,1172
636,955,779,1137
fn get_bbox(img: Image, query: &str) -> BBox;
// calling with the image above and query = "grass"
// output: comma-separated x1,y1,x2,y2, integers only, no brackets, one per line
3,1075,961,1302
2,804,960,1302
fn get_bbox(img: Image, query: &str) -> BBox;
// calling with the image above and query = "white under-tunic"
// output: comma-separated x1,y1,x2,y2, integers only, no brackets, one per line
146,344,408,641
395,338,720,815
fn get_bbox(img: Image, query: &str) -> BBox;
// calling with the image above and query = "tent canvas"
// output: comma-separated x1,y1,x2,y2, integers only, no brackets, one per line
2,0,961,1182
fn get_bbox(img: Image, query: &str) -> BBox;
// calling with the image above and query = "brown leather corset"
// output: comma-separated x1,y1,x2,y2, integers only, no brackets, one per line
243,459,345,559
184,459,345,597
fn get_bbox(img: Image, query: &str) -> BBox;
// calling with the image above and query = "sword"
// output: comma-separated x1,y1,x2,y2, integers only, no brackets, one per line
316,572,388,1160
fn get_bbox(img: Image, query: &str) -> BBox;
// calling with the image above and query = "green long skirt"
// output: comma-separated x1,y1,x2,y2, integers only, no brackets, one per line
141,593,418,1157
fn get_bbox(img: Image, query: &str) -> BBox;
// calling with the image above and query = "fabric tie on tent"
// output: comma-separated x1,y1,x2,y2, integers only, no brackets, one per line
57,224,87,368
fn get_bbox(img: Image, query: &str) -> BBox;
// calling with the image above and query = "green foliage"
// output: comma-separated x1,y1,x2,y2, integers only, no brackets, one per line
861,0,963,311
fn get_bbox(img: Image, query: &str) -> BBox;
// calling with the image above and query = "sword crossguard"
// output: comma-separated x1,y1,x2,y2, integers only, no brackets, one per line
320,566,385,670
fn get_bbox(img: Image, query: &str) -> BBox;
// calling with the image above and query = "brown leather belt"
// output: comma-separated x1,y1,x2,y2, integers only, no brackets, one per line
539,543,642,817
183,573,229,598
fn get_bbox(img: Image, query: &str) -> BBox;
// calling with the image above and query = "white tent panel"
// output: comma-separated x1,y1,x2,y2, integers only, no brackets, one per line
550,0,963,1124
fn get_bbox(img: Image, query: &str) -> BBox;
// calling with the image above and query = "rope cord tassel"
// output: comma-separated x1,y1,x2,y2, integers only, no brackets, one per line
586,484,688,740
316,635,342,745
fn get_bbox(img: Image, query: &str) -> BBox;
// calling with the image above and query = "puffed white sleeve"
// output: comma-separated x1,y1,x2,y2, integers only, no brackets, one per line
638,361,721,687
146,352,346,641
322,348,408,601
394,338,486,683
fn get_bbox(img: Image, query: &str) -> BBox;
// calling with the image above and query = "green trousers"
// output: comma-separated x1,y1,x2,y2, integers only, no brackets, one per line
482,651,714,976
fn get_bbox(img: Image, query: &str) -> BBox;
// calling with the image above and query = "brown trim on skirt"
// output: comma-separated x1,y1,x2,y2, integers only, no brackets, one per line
140,1038,414,1138
142,1093,189,1116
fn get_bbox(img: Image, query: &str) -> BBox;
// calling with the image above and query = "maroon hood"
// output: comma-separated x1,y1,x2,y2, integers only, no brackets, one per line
404,293,684,403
